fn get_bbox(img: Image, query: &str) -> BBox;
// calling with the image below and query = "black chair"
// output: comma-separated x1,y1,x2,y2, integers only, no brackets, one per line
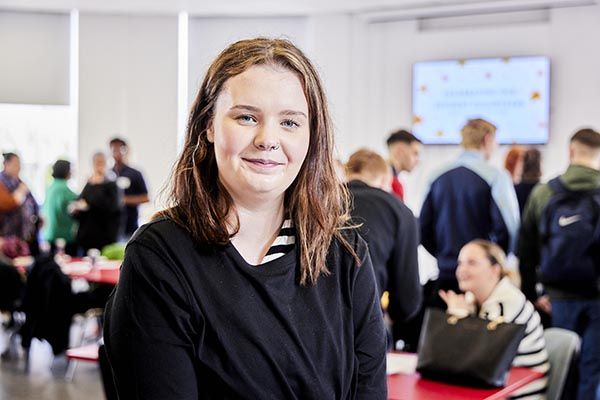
19,255,76,364
0,259,25,360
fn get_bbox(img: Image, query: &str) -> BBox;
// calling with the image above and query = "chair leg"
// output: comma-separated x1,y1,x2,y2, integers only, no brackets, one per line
75,316,88,347
23,346,30,373
65,359,78,382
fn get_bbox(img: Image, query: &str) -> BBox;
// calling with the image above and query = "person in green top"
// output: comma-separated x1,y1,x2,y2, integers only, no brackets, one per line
519,128,600,400
42,160,78,255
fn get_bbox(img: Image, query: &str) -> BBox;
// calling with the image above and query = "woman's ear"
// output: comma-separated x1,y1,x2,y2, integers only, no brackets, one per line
206,125,215,143
492,263,503,280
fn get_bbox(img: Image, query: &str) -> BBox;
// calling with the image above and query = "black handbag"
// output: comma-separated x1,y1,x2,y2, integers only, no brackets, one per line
416,308,527,387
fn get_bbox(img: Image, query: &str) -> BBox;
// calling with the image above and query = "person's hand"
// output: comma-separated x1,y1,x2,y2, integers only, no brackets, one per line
535,295,552,314
17,182,29,193
439,290,474,317
13,183,29,205
69,200,88,214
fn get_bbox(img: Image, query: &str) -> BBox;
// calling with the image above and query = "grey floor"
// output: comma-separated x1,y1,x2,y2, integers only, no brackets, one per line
0,320,105,400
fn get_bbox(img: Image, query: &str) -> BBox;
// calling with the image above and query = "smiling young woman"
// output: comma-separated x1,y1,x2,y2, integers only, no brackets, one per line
103,38,387,399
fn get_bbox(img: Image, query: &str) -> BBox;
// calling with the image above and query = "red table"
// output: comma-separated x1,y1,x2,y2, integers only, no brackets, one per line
71,266,120,285
66,343,100,362
12,257,121,285
386,353,543,399
65,259,121,285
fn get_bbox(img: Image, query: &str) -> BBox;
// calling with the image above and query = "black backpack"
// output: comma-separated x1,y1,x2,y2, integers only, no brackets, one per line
539,177,600,295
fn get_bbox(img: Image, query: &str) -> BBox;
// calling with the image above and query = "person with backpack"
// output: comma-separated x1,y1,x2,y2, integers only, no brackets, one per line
519,128,600,400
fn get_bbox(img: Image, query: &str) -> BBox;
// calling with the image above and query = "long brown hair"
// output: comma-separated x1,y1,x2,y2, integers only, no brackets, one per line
161,38,356,285
521,148,541,183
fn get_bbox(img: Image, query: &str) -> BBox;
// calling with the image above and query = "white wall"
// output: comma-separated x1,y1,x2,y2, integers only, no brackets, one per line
342,4,600,212
78,14,179,219
188,16,309,107
305,14,354,157
0,11,70,105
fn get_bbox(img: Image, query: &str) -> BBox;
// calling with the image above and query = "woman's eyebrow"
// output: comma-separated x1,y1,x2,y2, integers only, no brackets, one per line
280,110,307,119
230,104,261,113
230,104,307,119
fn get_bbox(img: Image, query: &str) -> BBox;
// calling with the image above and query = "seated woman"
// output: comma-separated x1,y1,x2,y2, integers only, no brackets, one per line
440,240,549,399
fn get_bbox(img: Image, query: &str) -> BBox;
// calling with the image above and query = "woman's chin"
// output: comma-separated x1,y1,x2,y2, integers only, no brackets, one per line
457,282,471,293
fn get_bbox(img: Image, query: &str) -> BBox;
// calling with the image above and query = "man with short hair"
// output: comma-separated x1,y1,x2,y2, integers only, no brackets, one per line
346,149,422,346
420,119,520,300
109,138,149,238
386,130,422,201
519,128,600,400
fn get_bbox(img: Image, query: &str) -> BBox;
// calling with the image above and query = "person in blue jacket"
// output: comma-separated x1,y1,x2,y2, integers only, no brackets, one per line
420,118,520,307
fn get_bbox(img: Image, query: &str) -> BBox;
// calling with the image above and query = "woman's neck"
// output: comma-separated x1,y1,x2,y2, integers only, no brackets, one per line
229,195,286,266
473,278,501,306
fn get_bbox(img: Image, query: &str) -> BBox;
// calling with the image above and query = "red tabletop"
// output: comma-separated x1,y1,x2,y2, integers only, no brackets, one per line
12,256,121,285
66,344,100,362
72,267,120,285
65,259,121,285
387,367,543,400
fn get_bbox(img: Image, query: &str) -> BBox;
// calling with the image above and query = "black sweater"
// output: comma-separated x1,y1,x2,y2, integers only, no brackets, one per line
76,180,120,252
104,218,387,399
348,180,422,324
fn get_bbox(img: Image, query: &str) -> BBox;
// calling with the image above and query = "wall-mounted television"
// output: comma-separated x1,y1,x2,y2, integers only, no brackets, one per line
412,56,550,145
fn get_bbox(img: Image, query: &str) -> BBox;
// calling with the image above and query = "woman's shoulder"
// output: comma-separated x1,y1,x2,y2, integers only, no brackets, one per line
326,227,370,277
129,217,192,249
481,277,529,318
333,227,368,258
123,218,207,282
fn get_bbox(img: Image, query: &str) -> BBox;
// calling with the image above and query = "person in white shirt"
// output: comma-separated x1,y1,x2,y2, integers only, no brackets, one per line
440,239,549,399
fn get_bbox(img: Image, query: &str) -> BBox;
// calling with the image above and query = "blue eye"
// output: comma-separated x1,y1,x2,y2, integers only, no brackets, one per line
282,119,299,129
237,115,257,124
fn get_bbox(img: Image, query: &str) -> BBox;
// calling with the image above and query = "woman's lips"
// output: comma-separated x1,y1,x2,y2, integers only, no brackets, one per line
242,157,284,171
243,158,282,165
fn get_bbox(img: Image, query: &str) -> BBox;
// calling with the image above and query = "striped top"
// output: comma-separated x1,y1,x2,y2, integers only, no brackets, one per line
260,219,296,264
479,277,549,400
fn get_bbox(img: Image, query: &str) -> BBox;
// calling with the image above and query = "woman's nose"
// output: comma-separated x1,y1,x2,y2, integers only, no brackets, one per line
254,125,280,151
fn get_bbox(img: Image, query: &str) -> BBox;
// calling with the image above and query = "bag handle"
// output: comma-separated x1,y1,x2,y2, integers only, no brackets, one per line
446,313,506,331
486,316,506,331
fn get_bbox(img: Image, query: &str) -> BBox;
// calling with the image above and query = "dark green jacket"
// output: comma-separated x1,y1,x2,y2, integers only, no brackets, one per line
519,164,600,301
42,179,78,243
518,164,600,301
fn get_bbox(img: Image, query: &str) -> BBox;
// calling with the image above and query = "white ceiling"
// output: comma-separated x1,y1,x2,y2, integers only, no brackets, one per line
0,0,595,17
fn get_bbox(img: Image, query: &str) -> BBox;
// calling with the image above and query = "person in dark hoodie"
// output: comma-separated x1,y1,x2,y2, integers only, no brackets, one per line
346,149,421,347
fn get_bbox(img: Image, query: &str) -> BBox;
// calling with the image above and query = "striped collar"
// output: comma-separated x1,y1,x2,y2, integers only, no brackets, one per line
260,219,296,264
